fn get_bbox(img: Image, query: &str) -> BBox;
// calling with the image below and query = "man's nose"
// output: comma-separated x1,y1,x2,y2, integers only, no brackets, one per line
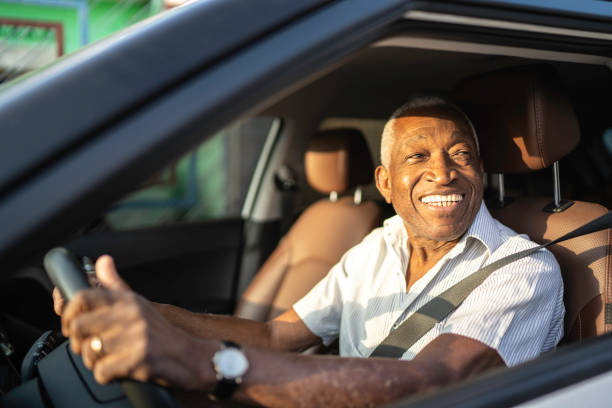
424,154,457,185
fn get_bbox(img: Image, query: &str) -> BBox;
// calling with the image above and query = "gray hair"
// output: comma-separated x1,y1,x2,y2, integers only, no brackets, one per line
380,95,479,168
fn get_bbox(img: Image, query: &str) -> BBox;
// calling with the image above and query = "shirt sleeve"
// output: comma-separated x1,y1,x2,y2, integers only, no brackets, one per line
439,247,565,367
292,253,353,346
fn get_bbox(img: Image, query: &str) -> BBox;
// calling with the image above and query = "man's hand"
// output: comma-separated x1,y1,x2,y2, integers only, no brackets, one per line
60,255,206,388
52,287,66,316
52,255,128,316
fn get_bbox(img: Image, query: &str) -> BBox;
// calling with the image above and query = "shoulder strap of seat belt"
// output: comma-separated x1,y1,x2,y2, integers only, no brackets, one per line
370,211,612,358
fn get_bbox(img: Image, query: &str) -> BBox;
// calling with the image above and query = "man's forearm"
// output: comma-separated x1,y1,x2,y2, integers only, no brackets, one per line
236,348,423,407
153,305,420,407
183,333,504,408
154,304,421,406
153,303,276,349
153,303,317,352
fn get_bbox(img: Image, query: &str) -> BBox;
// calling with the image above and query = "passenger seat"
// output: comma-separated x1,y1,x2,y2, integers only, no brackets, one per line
234,129,383,321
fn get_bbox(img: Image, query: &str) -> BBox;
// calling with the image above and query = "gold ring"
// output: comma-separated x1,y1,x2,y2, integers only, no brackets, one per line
90,336,103,357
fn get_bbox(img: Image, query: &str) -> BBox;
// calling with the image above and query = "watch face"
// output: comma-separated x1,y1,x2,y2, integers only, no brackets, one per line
213,348,249,379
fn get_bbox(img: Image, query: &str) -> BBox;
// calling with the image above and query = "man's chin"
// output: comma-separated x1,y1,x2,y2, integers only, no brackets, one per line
411,220,469,242
416,203,474,237
424,227,466,242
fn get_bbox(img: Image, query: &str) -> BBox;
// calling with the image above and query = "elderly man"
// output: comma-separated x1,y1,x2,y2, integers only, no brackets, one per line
56,96,564,407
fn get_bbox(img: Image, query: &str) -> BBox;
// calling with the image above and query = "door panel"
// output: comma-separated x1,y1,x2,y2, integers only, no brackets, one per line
66,218,243,314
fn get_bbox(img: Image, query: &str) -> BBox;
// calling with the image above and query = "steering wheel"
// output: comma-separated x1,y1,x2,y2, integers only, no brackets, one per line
41,247,179,408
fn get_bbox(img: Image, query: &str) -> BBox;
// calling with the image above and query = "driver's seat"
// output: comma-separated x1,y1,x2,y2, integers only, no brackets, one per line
456,64,612,342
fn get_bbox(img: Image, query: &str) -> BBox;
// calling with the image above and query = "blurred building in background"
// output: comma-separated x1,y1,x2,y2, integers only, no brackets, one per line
0,0,176,83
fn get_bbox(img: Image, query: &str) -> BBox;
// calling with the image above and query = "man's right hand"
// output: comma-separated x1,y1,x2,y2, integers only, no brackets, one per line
52,255,130,316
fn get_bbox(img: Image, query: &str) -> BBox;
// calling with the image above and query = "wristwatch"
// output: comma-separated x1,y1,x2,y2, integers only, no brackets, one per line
210,340,249,400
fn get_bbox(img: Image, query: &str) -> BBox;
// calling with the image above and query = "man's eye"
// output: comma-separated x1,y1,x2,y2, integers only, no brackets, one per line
453,150,471,160
405,153,424,162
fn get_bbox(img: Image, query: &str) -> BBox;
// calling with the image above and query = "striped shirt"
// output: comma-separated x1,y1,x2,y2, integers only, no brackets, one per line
293,202,564,366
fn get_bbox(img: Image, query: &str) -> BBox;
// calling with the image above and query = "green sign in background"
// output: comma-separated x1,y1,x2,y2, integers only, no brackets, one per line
0,0,163,54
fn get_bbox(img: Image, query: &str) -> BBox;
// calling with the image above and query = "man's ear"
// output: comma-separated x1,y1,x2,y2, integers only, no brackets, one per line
375,165,392,204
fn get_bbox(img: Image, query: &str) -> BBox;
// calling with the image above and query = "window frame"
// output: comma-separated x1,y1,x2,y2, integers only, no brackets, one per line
2,0,612,406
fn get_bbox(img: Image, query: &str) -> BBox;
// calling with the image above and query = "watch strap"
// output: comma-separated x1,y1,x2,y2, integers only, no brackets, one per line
211,377,239,400
223,340,241,350
210,340,245,400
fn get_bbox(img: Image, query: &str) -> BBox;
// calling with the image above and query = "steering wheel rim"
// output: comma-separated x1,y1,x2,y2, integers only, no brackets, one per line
44,247,179,408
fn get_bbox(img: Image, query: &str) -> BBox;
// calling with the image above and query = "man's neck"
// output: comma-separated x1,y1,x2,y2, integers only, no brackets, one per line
404,231,460,293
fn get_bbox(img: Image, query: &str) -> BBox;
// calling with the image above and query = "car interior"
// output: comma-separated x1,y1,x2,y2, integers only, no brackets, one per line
2,17,612,405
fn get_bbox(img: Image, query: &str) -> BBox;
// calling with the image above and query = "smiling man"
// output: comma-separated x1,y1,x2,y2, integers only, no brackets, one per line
374,103,485,294
58,95,565,407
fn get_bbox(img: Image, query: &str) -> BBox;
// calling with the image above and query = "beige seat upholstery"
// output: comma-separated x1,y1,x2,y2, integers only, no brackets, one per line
234,129,382,321
456,64,612,342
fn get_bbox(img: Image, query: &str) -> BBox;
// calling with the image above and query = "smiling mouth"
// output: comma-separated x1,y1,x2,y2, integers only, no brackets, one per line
420,193,464,208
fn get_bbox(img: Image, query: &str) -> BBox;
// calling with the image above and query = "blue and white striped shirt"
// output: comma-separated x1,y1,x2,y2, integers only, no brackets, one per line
293,202,565,366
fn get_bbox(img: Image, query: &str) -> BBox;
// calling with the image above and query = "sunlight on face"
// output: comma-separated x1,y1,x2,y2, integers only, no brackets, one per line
376,108,483,242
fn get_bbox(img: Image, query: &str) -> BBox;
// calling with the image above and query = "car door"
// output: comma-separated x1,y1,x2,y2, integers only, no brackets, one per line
3,0,612,407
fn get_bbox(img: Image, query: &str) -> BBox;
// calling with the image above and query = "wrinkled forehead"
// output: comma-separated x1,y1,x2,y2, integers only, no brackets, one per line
391,107,474,141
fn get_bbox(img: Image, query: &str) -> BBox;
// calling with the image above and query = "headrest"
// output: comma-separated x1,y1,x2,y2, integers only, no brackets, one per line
305,128,374,194
454,64,580,174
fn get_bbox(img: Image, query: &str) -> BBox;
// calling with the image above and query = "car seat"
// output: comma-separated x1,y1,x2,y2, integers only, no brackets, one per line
234,128,383,321
455,64,612,342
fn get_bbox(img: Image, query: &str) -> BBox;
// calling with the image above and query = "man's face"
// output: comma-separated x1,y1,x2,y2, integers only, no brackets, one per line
375,108,483,242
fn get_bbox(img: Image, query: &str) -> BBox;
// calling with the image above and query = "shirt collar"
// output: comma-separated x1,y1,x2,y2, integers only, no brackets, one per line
461,201,503,255
382,201,502,257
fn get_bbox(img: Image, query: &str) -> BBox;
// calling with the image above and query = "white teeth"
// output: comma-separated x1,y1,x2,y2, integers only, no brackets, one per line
421,194,464,205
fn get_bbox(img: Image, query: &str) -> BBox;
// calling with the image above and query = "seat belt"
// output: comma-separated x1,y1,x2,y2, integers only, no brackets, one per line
370,211,612,358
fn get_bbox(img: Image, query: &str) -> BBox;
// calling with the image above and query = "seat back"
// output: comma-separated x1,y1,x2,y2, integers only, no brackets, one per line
456,64,612,341
490,199,610,340
234,129,382,321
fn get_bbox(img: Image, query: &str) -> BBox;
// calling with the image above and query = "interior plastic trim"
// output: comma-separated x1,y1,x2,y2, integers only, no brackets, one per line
241,118,283,219
374,36,612,66
403,10,612,41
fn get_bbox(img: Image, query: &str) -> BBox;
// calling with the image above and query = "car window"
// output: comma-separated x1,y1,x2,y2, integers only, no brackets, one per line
105,117,275,230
